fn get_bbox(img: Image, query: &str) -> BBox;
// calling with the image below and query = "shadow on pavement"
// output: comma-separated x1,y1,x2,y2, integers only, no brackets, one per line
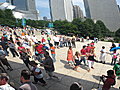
2,59,118,90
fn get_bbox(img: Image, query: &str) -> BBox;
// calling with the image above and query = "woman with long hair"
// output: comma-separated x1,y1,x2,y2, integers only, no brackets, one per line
73,51,81,72
87,49,96,72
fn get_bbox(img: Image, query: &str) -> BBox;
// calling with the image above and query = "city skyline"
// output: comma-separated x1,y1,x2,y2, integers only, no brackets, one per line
0,0,120,19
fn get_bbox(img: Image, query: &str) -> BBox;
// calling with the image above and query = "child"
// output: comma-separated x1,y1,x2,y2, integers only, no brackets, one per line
49,43,56,63
30,61,47,86
111,50,119,65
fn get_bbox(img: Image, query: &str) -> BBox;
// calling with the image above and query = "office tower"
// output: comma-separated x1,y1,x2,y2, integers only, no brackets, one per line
6,0,39,20
73,5,84,19
49,0,73,22
84,0,120,31
43,16,48,21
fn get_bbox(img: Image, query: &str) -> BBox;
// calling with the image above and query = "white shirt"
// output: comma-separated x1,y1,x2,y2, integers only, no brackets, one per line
53,36,59,42
31,36,38,43
100,49,106,56
0,83,15,90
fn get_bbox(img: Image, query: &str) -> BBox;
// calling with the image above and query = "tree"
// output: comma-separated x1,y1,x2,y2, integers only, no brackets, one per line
115,28,120,37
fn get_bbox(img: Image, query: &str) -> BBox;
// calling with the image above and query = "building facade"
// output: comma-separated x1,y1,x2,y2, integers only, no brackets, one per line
49,0,73,22
84,0,120,32
73,5,84,19
6,0,39,20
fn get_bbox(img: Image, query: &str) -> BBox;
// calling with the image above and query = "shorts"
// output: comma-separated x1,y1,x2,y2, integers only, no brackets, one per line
55,42,59,46
75,60,81,66
68,61,74,65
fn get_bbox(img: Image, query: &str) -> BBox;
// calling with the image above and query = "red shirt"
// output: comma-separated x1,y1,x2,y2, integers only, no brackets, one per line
41,38,46,43
35,44,44,54
50,46,55,54
18,46,25,53
102,75,115,90
81,49,86,55
86,46,91,53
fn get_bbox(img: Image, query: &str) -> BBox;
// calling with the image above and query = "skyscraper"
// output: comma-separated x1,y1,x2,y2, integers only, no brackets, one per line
73,5,84,19
6,0,39,20
49,0,73,22
84,0,120,31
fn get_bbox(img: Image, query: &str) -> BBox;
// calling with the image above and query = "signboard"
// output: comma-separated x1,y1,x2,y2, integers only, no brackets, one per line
48,23,54,28
22,18,26,27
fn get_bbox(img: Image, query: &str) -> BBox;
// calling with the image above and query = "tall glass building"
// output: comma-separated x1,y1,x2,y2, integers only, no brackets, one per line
49,0,73,22
84,0,120,31
6,0,39,20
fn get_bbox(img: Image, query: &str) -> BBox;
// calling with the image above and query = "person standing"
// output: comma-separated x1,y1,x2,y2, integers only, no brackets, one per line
47,35,51,44
17,43,26,59
87,50,96,72
41,37,46,44
0,73,15,90
35,42,44,63
53,35,60,48
80,45,87,65
8,40,19,57
0,46,13,71
19,69,38,90
111,50,119,65
49,43,56,63
41,52,60,80
100,46,106,64
73,52,81,72
100,70,116,90
30,61,47,86
67,46,74,66
71,38,76,48
113,58,120,77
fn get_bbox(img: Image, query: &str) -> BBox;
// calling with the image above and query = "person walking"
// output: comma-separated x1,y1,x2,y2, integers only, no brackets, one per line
41,51,60,80
73,52,81,72
80,45,87,65
71,38,76,48
67,46,74,66
30,61,47,86
0,46,13,71
47,35,51,44
49,43,56,63
100,46,106,64
87,49,96,72
111,50,119,65
113,58,120,77
53,35,60,48
8,40,19,57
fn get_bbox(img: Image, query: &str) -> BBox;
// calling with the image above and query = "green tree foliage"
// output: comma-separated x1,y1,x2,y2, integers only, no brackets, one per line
0,9,16,26
115,28,120,37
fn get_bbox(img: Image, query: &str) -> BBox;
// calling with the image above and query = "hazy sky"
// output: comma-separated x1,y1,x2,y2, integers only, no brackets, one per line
0,0,120,19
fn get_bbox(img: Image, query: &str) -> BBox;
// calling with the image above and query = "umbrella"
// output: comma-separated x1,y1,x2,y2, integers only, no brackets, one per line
110,47,120,51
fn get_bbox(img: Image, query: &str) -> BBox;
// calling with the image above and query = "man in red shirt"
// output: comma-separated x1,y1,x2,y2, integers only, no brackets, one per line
35,42,44,62
100,70,116,90
80,45,87,65
86,44,91,53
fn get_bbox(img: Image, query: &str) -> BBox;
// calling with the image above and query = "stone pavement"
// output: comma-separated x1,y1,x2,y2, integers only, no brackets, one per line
4,35,120,90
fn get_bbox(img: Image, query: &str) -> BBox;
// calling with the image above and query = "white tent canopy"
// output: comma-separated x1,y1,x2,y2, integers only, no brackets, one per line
0,2,15,10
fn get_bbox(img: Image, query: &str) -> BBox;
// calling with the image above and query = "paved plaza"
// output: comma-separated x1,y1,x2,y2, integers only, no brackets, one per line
4,34,120,90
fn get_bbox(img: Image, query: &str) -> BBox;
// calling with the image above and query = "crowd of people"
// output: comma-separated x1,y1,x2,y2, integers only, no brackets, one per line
0,25,120,90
